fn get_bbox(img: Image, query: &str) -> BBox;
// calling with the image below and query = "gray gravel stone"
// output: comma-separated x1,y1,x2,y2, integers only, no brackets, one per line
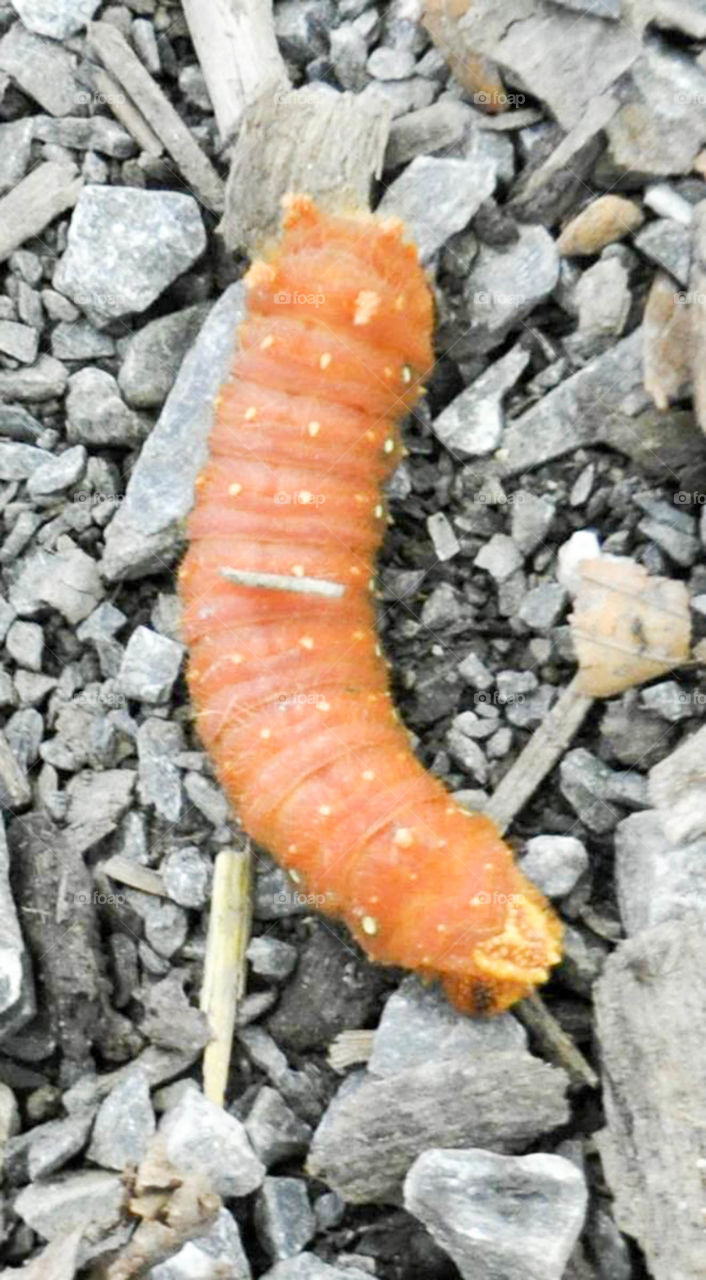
54,186,206,322
0,728,31,809
10,0,100,38
607,41,706,175
457,650,494,689
261,1258,371,1280
519,835,589,898
432,345,529,457
246,1086,312,1167
255,1177,315,1261
615,808,706,934
87,1068,155,1170
5,1108,94,1183
13,1169,126,1244
102,282,246,580
117,302,211,409
499,327,644,475
159,1086,265,1198
66,367,149,448
576,257,631,338
649,723,706,844
385,100,471,168
182,768,229,827
463,224,559,352
35,543,103,624
634,217,691,285
0,404,43,444
65,768,135,854
0,813,35,1039
329,23,369,91
6,619,43,672
518,583,568,631
379,155,497,262
34,114,134,158
553,0,619,13
474,533,522,582
0,21,86,117
161,845,211,908
369,976,525,1078
0,119,34,195
246,937,298,981
27,444,86,499
149,1208,251,1280
0,442,51,480
640,679,694,722
118,626,184,704
446,721,489,783
0,318,39,364
511,491,556,556
404,1148,587,1280
137,718,183,822
51,320,116,361
560,748,647,833
368,46,415,79
0,354,67,403
426,511,460,560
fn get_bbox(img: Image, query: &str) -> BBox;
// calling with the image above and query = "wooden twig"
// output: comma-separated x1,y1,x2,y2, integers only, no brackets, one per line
219,84,391,252
328,1029,375,1073
485,676,594,835
0,162,83,264
101,855,165,897
181,0,289,147
87,21,225,214
200,847,252,1106
220,567,345,598
515,990,598,1091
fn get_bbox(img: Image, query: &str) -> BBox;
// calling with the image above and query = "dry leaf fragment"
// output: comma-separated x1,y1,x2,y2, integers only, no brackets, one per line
570,556,691,697
642,271,692,410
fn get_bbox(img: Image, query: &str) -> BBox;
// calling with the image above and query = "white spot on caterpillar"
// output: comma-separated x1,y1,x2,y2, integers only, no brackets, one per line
299,636,314,650
307,421,321,437
361,915,378,936
260,335,274,349
290,867,301,881
228,483,242,496
316,700,331,711
350,566,361,576
291,565,305,576
383,438,395,454
384,366,393,379
394,828,413,847
320,353,332,370
394,294,405,311
402,365,412,384
361,769,375,781
260,728,271,739
354,494,366,504
318,804,332,815
374,505,383,519
299,490,313,504
244,406,257,420
353,290,380,325
230,653,243,664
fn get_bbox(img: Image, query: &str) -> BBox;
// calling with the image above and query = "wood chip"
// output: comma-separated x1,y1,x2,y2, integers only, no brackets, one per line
87,21,225,214
0,162,83,264
200,847,252,1107
595,915,706,1280
220,84,390,252
643,271,692,410
101,855,165,897
181,0,288,146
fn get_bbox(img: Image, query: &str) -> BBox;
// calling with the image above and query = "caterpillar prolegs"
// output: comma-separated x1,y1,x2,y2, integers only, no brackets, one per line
179,195,562,1015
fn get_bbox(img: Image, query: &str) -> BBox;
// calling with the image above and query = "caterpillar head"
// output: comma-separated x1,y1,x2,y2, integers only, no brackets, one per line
440,882,563,1015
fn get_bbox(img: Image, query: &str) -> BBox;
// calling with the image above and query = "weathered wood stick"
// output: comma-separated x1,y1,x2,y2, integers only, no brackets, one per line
0,162,83,264
200,847,252,1106
181,0,289,147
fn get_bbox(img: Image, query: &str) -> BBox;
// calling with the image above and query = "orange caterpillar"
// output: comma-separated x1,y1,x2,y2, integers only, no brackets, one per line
179,196,562,1014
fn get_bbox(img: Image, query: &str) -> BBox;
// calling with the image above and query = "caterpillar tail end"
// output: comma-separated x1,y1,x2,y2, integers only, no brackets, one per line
441,888,564,1016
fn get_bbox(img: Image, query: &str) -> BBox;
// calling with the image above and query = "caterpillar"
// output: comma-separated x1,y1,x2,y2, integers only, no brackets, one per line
179,195,562,1015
